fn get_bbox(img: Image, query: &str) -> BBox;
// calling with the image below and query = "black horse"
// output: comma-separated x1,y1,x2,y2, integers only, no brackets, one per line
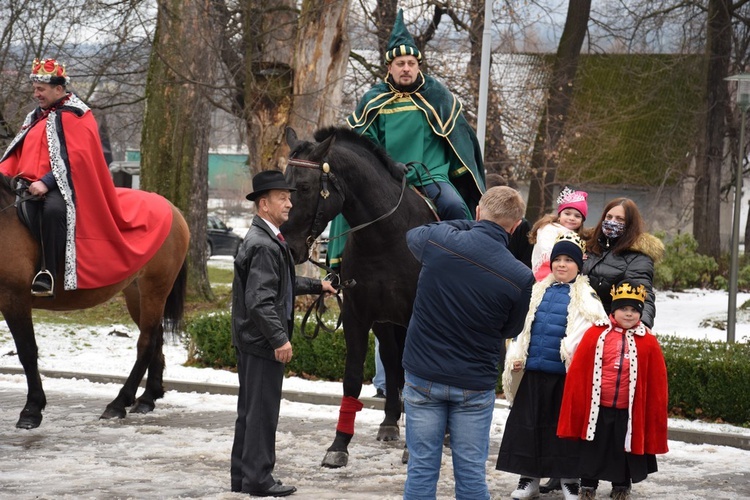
282,126,435,467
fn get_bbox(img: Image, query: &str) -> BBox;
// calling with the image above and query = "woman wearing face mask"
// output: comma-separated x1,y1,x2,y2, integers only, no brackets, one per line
582,198,664,328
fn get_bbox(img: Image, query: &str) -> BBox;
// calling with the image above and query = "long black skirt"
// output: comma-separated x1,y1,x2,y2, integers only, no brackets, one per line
579,406,658,484
496,370,580,478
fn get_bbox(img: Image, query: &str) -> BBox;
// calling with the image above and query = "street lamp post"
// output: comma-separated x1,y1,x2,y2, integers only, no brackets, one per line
724,74,750,343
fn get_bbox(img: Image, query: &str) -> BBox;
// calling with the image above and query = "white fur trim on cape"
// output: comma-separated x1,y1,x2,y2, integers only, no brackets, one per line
502,274,608,406
2,94,89,290
585,322,647,451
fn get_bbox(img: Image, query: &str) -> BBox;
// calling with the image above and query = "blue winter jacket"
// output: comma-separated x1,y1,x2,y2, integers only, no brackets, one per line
402,219,535,391
524,283,571,375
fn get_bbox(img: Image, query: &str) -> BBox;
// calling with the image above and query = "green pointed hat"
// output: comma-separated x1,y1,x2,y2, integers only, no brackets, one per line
385,9,422,64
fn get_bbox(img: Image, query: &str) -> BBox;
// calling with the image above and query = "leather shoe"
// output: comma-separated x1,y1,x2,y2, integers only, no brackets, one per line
246,482,297,497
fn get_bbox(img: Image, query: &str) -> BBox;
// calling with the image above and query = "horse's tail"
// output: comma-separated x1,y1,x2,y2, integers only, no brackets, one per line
163,259,187,338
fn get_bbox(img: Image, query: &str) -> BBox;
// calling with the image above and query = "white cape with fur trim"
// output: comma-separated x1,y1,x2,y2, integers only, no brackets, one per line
503,274,609,405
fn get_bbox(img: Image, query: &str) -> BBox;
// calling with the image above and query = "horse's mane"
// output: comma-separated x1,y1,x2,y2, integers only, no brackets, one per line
313,126,405,182
0,173,13,194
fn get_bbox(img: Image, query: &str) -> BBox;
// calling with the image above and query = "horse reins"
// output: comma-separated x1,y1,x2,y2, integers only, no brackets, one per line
286,155,411,338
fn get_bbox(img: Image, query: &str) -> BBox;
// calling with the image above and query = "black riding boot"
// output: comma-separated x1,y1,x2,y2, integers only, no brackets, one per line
30,189,66,297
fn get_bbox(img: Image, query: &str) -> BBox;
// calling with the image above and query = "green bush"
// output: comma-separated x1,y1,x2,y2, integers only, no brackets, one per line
711,253,750,292
186,311,750,426
185,310,235,368
660,335,750,425
185,310,375,382
654,232,718,291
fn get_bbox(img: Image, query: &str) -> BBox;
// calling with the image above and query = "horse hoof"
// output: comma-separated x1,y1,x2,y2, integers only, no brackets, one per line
100,407,126,420
321,451,348,468
377,425,400,442
401,448,409,464
130,401,155,414
16,410,42,429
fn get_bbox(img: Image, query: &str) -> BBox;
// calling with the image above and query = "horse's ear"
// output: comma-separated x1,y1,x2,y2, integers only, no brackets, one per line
285,127,300,149
311,133,336,160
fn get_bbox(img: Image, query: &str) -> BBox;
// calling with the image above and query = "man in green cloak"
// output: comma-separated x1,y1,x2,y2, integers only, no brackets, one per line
327,9,486,269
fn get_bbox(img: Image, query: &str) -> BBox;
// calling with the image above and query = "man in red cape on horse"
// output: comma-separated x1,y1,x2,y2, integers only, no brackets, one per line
0,58,173,297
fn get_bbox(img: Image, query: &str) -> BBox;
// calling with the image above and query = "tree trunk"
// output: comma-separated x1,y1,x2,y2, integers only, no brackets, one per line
241,0,297,174
693,0,731,260
525,0,591,221
288,0,351,139
140,0,217,300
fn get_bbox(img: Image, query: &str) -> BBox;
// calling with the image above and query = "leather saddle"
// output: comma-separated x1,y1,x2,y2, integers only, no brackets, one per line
10,176,42,231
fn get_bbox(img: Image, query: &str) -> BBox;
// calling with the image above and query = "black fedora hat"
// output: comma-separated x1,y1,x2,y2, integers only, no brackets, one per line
246,170,296,201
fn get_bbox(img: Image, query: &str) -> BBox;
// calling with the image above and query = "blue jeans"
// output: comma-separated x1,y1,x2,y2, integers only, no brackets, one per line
420,181,471,220
403,371,494,500
374,337,385,392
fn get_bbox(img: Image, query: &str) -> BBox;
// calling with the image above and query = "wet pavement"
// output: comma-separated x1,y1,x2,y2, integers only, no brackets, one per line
1,374,750,499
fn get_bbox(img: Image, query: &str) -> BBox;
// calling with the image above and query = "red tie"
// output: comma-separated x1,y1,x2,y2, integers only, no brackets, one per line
277,233,285,242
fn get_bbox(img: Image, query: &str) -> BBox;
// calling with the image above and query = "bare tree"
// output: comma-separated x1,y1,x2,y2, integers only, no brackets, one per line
0,0,154,153
140,0,219,299
693,0,732,259
525,0,591,221
287,0,351,140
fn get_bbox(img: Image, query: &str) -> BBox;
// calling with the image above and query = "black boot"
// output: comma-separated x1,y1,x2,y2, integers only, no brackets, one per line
31,270,54,297
539,477,561,493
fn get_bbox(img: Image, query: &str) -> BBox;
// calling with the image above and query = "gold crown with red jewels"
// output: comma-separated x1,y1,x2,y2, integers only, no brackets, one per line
610,282,647,303
29,58,70,85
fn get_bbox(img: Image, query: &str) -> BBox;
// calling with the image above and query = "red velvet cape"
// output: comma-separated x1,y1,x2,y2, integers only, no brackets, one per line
557,323,669,455
0,96,172,289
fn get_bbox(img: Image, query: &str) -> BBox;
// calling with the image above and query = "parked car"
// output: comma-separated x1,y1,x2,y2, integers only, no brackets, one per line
207,215,243,257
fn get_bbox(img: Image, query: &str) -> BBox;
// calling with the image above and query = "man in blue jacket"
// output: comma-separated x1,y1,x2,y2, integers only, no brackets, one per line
402,186,535,500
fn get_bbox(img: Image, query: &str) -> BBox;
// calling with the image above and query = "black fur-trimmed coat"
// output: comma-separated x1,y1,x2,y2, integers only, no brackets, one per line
582,233,665,328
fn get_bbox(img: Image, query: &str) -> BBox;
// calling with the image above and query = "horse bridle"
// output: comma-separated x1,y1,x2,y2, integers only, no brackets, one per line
285,155,409,339
286,156,410,258
286,157,341,255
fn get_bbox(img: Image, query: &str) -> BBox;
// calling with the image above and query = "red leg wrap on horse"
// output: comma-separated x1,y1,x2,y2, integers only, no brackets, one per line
336,395,364,435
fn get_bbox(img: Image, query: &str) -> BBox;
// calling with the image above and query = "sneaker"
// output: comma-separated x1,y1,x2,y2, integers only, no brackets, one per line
31,271,54,297
374,388,386,398
580,486,597,499
560,479,579,500
610,486,631,500
511,477,540,499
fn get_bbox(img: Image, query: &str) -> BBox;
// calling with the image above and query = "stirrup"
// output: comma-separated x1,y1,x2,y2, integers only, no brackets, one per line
31,270,55,297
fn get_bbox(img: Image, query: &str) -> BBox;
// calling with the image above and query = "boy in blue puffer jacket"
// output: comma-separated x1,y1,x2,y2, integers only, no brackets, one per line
496,233,609,500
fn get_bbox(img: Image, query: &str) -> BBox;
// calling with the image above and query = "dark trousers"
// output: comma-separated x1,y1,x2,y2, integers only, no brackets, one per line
230,349,285,493
26,188,66,277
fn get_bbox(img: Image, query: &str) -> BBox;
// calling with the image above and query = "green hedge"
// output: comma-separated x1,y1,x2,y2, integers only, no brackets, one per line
185,312,750,426
185,310,375,381
660,335,750,425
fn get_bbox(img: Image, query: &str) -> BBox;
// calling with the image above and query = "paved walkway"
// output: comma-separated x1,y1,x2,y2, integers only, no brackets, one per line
1,372,750,499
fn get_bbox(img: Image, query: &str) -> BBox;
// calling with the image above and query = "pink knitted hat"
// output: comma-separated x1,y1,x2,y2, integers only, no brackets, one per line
557,187,588,220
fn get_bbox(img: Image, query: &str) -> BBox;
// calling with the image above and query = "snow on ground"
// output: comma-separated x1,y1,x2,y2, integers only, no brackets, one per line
1,259,750,498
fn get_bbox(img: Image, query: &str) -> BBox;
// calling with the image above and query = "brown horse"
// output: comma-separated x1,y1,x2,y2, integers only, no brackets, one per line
0,173,190,429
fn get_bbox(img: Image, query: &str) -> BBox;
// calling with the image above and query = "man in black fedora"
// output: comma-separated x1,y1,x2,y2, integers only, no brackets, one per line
230,169,335,497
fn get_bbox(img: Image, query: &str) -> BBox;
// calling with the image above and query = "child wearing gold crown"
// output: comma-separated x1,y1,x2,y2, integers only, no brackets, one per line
557,279,669,500
497,232,608,500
